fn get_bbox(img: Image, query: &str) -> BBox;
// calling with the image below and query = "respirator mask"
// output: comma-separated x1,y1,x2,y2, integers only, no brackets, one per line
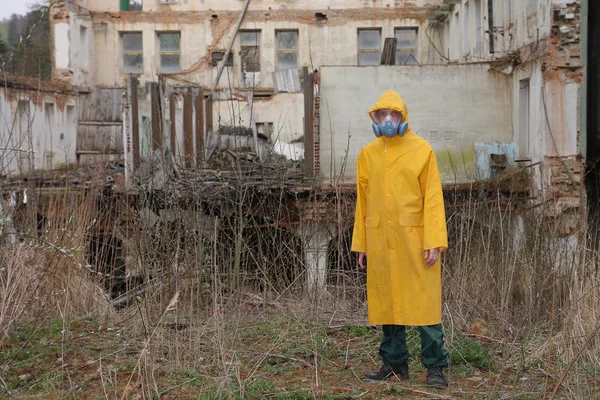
372,110,409,138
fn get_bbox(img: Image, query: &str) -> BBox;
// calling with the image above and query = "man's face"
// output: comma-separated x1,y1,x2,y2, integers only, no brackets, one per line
375,108,402,124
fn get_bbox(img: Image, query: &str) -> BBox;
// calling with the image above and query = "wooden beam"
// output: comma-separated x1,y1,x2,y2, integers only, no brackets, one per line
211,0,251,97
130,76,140,169
248,90,262,161
169,92,177,157
183,88,194,168
488,0,495,54
194,89,205,165
150,82,163,151
205,96,214,135
380,38,397,65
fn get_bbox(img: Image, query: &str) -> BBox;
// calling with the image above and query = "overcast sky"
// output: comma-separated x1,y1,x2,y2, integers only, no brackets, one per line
0,1,38,21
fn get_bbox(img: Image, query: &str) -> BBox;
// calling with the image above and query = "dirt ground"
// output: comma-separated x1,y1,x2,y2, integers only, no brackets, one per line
2,306,598,400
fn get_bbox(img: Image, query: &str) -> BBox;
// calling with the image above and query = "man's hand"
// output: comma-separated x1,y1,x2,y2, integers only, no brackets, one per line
424,248,441,266
358,252,366,269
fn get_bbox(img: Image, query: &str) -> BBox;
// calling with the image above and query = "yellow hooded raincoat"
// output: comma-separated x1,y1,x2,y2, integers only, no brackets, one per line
351,90,448,326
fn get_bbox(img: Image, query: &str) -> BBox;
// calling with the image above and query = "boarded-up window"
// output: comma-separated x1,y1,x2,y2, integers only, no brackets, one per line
158,32,181,73
276,31,298,70
241,31,261,73
358,29,381,65
122,32,143,73
394,28,418,65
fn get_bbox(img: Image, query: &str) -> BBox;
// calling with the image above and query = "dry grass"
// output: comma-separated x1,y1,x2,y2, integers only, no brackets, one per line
1,164,600,398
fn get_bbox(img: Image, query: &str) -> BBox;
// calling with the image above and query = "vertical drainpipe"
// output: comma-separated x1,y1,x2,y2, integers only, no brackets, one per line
580,0,588,158
120,0,130,11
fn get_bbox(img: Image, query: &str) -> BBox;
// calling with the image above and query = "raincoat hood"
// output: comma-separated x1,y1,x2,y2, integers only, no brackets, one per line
369,90,411,132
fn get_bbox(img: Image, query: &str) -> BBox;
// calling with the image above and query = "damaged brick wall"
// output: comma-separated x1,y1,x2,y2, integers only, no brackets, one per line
544,155,586,236
537,2,586,235
549,2,581,68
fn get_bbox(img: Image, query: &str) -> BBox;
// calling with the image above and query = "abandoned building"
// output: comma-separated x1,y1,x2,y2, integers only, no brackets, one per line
0,0,598,297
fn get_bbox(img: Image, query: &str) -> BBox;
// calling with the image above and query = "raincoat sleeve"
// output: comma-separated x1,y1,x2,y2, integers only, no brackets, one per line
420,150,448,252
351,150,368,253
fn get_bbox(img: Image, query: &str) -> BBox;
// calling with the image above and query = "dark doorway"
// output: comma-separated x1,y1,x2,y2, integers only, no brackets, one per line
586,0,600,222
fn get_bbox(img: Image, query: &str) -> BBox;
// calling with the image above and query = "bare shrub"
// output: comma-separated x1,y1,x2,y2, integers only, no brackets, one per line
0,244,42,343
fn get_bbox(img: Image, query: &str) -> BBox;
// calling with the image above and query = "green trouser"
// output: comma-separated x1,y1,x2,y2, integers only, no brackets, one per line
379,324,449,368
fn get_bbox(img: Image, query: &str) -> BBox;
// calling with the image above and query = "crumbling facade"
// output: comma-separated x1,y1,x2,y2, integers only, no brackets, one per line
442,0,587,234
0,78,79,176
1,0,594,294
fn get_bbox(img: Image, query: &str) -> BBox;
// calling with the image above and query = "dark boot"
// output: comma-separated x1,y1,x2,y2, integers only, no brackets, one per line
364,364,409,381
426,366,448,388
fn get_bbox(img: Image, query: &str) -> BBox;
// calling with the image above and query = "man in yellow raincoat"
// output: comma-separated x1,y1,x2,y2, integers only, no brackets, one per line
351,90,449,388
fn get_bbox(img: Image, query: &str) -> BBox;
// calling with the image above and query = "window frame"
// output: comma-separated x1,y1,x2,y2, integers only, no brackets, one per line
357,28,382,66
121,31,144,74
393,27,419,65
275,30,299,71
157,31,181,73
240,30,261,74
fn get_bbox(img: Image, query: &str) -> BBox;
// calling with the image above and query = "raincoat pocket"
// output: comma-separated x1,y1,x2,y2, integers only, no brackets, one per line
365,214,383,251
399,215,423,227
398,214,424,249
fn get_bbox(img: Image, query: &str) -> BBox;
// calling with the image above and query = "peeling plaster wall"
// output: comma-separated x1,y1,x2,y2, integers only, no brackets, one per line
54,22,71,70
0,87,78,176
87,9,445,88
318,64,512,186
80,0,444,12
51,2,97,88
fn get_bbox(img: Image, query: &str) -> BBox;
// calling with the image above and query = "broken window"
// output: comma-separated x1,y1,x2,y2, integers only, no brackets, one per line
256,122,274,139
122,32,143,73
158,32,181,73
211,50,233,67
276,30,299,70
358,29,381,66
241,31,261,72
130,0,142,11
121,0,142,11
394,28,418,65
241,30,261,87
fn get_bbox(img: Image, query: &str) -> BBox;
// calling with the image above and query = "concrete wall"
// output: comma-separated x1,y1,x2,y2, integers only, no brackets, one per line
0,86,78,176
318,64,512,185
87,8,445,89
